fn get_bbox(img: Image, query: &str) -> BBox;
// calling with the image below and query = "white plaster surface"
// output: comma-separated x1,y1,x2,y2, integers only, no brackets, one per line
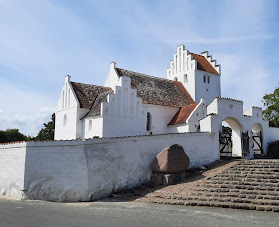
0,142,27,200
0,132,216,202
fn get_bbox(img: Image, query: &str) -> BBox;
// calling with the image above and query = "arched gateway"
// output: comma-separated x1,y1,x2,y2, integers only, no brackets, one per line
200,97,269,159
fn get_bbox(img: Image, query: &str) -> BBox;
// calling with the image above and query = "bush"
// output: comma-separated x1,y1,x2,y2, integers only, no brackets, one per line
267,140,279,158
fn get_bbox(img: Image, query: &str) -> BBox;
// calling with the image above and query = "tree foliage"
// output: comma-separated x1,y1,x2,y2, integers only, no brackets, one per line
0,113,55,143
36,113,55,140
263,86,279,128
0,129,27,143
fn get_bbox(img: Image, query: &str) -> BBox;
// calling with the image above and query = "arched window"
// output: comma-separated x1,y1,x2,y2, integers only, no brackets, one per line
130,92,134,115
183,53,185,71
117,90,121,115
147,112,151,131
176,56,178,73
174,77,178,81
89,120,92,131
63,114,67,127
207,76,210,84
203,75,206,83
62,91,64,109
65,83,68,108
68,88,70,107
179,49,181,72
184,74,188,83
136,101,140,116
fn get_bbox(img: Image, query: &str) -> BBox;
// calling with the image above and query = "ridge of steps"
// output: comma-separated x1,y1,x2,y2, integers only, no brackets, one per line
146,160,279,212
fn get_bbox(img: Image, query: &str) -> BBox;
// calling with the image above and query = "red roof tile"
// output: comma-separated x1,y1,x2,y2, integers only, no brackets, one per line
168,103,199,125
190,53,219,75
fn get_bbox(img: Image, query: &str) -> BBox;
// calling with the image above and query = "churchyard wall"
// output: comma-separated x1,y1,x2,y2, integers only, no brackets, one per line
0,132,216,202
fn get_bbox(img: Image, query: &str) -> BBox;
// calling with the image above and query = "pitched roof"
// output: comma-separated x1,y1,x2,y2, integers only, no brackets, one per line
190,53,219,75
70,82,112,109
116,68,195,107
83,90,113,118
168,103,199,125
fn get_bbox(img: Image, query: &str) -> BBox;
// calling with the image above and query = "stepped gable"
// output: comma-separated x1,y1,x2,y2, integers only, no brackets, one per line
190,52,219,75
116,68,195,107
168,103,199,125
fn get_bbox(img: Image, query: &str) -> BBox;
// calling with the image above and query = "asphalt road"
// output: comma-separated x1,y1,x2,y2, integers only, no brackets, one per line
0,197,279,227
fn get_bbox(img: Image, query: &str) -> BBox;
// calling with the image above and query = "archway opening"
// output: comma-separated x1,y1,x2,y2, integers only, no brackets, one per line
252,123,263,156
219,117,243,158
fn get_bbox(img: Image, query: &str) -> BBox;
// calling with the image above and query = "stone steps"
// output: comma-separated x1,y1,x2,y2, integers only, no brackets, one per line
146,160,279,212
148,196,279,212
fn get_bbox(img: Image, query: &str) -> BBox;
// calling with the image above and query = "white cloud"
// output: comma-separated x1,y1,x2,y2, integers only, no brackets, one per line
0,106,55,136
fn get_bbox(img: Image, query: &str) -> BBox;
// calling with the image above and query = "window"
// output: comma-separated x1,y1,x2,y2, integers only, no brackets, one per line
184,74,188,83
176,56,178,73
207,76,210,84
147,112,151,131
89,120,92,131
174,77,178,81
63,114,67,127
203,75,206,83
62,91,64,109
179,49,181,72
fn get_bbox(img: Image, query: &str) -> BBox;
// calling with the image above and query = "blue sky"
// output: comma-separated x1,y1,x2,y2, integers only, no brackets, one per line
0,0,278,136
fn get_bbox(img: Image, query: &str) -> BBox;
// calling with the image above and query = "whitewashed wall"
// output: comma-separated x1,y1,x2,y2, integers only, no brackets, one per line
0,142,27,199
55,75,88,140
200,97,270,158
102,76,147,137
0,132,216,202
144,104,179,134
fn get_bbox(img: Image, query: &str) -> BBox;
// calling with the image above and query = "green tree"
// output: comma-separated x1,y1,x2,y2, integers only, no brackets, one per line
4,129,27,142
263,86,279,128
36,113,55,140
0,130,7,143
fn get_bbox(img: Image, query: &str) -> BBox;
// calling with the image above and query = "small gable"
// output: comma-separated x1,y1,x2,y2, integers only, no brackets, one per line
71,82,112,109
190,53,219,75
168,103,199,125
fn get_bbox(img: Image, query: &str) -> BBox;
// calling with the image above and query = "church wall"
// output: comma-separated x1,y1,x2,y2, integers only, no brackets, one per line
168,124,189,133
101,76,147,137
84,116,103,139
0,142,26,199
195,70,221,104
54,75,81,140
55,107,78,140
144,104,179,135
0,132,216,202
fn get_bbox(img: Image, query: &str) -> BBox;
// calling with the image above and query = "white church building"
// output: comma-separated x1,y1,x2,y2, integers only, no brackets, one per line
54,44,275,158
2,44,279,202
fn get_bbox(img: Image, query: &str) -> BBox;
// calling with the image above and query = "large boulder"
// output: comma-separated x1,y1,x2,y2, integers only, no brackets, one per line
151,144,190,174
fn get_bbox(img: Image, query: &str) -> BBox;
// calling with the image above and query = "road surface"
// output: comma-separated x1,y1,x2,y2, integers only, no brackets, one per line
0,197,278,227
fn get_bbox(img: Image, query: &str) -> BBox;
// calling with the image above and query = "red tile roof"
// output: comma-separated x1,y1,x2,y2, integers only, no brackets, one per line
168,103,199,125
190,53,219,75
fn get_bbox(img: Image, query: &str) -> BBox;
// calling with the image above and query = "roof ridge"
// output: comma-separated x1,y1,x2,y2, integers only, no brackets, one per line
116,68,172,82
71,81,111,89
